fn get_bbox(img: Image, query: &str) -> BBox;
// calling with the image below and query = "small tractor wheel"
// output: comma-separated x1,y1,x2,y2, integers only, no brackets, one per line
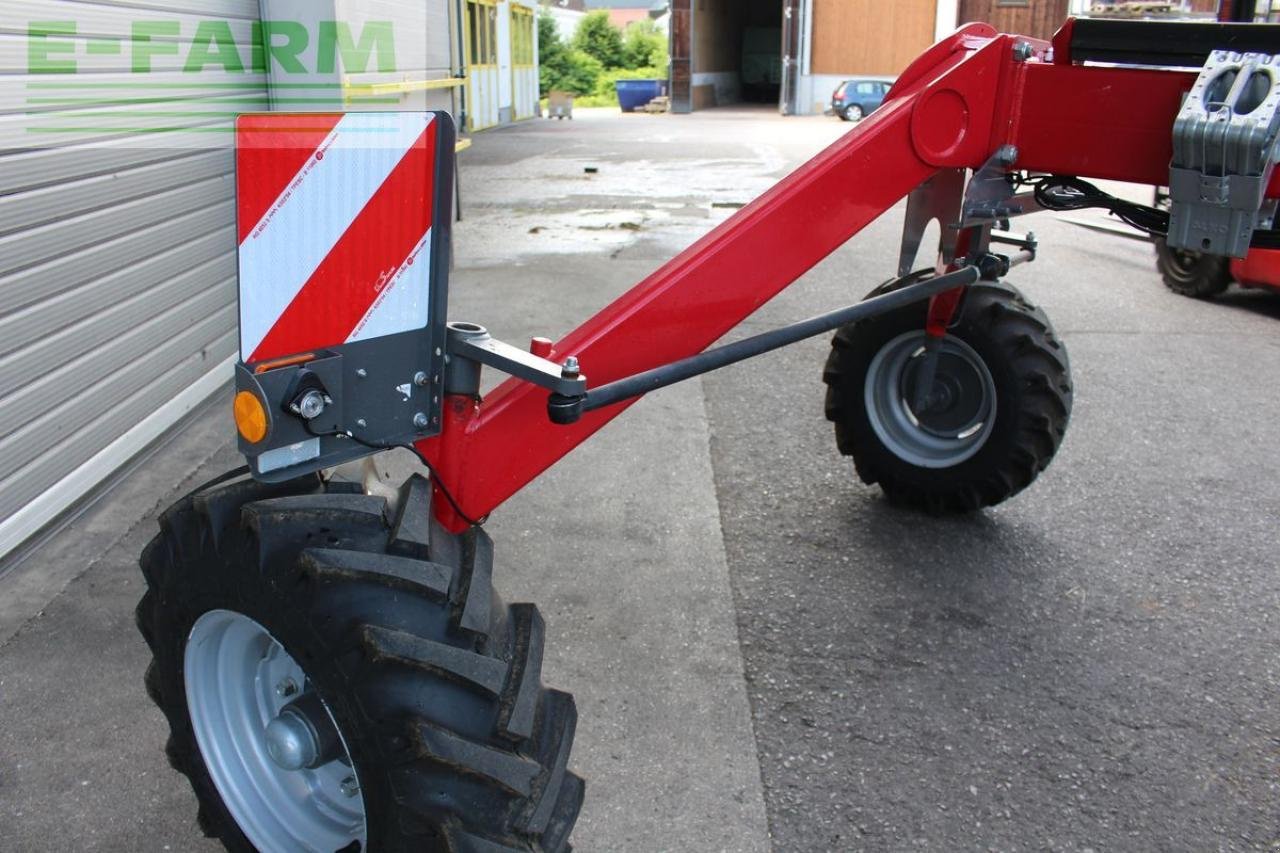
136,470,582,852
824,280,1072,512
1154,237,1231,298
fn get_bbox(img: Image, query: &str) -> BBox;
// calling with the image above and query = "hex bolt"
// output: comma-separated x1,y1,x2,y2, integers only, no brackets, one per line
356,369,368,378
340,776,360,798
275,678,299,699
1012,41,1033,62
561,356,581,380
413,412,430,430
413,371,429,387
356,418,368,429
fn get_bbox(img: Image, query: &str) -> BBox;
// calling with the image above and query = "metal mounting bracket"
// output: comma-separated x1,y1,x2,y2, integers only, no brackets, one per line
960,145,1046,228
897,147,1046,277
898,169,966,276
444,322,588,398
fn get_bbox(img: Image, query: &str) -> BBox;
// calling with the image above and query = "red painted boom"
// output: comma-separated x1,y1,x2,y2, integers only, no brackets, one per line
417,22,1280,530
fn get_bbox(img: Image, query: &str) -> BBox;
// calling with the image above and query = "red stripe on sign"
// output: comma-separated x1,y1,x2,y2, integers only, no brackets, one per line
249,121,437,363
236,113,343,244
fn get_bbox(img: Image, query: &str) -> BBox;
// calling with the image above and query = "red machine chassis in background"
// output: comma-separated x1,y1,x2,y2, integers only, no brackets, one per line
417,22,1280,531
1232,248,1280,290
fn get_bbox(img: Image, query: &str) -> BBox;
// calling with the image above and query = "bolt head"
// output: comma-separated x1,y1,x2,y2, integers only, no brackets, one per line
356,368,368,378
275,677,299,698
340,776,360,797
295,390,327,421
1012,41,1033,62
561,356,581,379
413,371,429,387
413,412,430,430
356,418,368,429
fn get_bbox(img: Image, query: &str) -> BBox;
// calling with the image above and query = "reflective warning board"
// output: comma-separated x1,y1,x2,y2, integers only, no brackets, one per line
236,111,447,363
233,112,454,481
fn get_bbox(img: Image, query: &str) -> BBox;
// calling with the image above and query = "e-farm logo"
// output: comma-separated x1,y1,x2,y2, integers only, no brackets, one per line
21,18,405,143
28,20,396,75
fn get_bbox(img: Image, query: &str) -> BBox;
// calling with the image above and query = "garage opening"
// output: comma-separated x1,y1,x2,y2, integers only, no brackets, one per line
676,0,784,111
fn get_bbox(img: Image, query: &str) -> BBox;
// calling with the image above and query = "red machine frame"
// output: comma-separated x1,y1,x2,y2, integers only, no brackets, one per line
1232,247,1280,290
418,21,1280,532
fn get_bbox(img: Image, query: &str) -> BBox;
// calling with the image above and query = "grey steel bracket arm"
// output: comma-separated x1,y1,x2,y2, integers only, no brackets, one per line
445,322,588,398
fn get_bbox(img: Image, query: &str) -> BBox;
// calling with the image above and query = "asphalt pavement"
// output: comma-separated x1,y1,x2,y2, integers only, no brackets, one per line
1,106,1278,852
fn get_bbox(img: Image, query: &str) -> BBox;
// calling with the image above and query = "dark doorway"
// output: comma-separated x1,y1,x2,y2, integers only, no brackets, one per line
740,0,784,104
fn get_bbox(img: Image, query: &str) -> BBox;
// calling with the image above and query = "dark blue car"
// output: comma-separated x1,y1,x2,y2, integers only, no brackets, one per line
830,78,893,122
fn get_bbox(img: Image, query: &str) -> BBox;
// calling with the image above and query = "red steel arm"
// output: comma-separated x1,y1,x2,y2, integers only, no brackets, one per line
418,23,1280,530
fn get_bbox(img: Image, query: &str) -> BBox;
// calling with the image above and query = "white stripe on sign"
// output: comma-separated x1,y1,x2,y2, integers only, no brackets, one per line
347,230,433,344
238,112,434,361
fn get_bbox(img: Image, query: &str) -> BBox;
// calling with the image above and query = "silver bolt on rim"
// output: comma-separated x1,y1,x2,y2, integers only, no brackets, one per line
864,331,997,469
185,610,367,853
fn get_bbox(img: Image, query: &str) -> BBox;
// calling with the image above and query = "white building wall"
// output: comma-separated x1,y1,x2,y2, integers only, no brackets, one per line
498,1,514,123
546,7,587,39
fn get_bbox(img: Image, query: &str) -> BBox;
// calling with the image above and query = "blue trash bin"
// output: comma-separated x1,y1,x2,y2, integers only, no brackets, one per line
615,79,667,113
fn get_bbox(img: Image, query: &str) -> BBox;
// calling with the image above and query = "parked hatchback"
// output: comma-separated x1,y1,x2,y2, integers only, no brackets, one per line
830,78,893,121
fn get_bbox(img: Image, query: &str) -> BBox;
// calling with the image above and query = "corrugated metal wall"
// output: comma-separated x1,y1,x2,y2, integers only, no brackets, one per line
0,0,264,556
0,0,485,559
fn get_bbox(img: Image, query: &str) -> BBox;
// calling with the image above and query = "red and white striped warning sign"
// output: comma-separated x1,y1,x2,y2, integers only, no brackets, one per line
236,112,440,364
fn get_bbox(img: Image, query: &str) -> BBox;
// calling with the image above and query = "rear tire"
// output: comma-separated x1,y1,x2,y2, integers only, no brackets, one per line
137,470,582,852
842,104,864,122
824,280,1072,512
1154,237,1231,298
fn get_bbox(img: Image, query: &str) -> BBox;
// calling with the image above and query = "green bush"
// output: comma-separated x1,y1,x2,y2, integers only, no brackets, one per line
622,20,668,71
559,50,604,96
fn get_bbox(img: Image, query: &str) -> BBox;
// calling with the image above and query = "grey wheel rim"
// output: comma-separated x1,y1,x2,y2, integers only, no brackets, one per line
185,610,367,853
845,105,863,120
864,331,997,469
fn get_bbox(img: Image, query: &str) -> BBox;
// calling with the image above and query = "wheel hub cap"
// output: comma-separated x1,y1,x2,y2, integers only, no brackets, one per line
184,610,367,853
864,331,997,468
265,708,320,772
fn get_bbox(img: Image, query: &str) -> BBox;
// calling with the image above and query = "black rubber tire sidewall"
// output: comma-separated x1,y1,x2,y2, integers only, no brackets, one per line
1154,237,1231,298
142,485,430,852
138,474,583,853
825,282,1072,511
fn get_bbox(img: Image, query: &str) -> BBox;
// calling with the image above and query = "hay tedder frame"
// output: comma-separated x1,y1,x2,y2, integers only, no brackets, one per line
136,16,1279,853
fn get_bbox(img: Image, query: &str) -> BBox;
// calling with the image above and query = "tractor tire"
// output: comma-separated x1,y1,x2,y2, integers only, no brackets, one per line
823,280,1072,512
1154,237,1231,298
136,469,582,852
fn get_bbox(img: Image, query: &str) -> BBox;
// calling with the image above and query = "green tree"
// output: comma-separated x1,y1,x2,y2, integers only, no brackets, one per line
622,19,668,70
572,11,625,69
539,13,602,96
537,13,568,95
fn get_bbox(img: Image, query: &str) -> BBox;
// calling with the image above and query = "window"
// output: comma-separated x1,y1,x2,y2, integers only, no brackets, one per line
465,0,498,66
512,6,535,66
